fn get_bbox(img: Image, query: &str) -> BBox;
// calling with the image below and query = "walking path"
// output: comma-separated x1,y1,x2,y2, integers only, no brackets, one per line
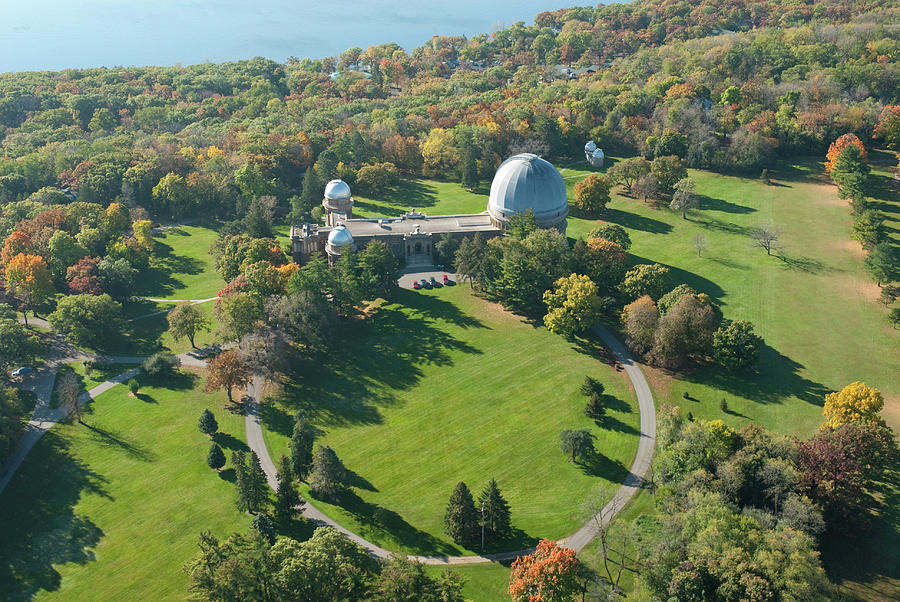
241,323,657,564
3,310,656,564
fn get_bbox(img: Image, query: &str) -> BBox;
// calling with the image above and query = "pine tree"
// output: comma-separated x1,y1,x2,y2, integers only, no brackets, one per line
299,165,320,214
251,512,276,545
309,445,346,501
290,413,315,481
246,451,270,513
274,454,303,527
478,478,511,541
584,393,606,422
444,482,478,546
232,451,250,512
198,409,218,436
206,443,226,470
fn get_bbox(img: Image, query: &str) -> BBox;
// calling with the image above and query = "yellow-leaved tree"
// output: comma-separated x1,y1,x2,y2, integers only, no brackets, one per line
822,381,885,427
542,273,602,339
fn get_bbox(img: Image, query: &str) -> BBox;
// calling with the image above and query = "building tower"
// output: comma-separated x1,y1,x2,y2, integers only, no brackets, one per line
322,179,353,227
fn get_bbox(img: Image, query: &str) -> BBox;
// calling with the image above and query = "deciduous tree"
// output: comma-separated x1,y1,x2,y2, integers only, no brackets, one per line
712,320,762,372
205,350,251,403
559,429,596,463
48,293,124,348
508,539,582,602
669,177,697,219
167,301,211,348
620,263,670,301
823,381,885,427
543,274,602,339
573,174,611,216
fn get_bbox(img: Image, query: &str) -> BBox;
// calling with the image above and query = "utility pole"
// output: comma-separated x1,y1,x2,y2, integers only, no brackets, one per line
481,499,485,552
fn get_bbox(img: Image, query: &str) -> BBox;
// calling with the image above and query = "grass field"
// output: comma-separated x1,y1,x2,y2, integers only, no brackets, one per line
260,284,640,556
561,155,899,437
134,225,223,301
0,371,251,600
352,177,490,218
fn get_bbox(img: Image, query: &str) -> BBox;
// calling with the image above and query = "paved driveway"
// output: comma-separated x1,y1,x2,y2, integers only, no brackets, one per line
398,267,458,289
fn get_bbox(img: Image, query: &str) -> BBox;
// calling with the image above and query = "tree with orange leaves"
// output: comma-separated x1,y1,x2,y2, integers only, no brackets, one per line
1,231,31,265
4,253,54,324
825,133,867,174
508,539,583,601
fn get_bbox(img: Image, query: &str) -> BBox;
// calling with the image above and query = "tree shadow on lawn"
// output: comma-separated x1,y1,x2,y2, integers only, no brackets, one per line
576,449,630,483
218,468,236,483
697,215,752,237
311,488,462,556
773,251,838,275
212,432,250,453
676,342,830,406
132,239,205,298
355,179,448,215
270,304,482,429
598,414,640,435
629,255,726,303
820,463,900,599
81,421,157,463
0,432,108,600
697,193,756,214
391,287,488,329
604,207,673,234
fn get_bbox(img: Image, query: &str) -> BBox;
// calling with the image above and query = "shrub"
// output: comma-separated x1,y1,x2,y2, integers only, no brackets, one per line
142,352,181,376
128,378,140,395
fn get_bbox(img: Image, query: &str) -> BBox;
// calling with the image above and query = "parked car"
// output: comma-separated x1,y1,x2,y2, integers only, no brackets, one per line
11,366,34,378
421,278,432,289
412,280,421,289
430,276,442,288
442,274,455,286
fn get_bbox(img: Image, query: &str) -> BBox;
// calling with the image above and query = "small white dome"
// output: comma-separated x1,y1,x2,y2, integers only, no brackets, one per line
592,148,605,159
324,179,351,201
327,225,354,247
584,140,597,153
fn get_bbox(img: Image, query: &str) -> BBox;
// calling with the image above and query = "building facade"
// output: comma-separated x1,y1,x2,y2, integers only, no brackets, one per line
291,153,569,266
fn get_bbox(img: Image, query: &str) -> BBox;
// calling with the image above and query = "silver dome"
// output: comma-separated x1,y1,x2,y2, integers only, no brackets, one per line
327,225,354,247
487,154,568,229
324,179,352,201
584,140,597,153
591,148,605,159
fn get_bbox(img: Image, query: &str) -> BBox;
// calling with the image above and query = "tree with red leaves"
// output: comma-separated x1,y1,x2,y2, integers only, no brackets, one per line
508,539,583,602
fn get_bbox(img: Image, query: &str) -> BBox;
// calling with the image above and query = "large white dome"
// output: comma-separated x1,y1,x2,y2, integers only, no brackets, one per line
487,153,568,230
324,179,351,201
327,225,354,247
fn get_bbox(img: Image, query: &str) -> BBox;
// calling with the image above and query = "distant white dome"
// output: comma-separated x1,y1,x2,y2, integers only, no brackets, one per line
327,225,354,247
487,153,568,230
324,179,351,201
592,148,605,159
584,140,597,153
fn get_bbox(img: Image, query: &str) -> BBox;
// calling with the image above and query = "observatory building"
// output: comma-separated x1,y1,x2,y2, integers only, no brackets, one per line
290,153,569,266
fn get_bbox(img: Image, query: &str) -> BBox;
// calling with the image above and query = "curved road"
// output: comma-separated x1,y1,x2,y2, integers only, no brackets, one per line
243,323,656,564
2,312,655,563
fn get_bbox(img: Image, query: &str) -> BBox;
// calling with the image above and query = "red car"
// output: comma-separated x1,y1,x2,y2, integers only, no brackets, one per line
412,281,421,290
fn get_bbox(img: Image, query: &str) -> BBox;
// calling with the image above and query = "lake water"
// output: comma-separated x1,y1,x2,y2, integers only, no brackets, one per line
1,0,591,73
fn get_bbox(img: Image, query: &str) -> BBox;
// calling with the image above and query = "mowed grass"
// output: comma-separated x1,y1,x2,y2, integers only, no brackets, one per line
134,225,223,301
562,155,899,437
50,361,139,408
0,372,251,600
261,284,639,556
425,562,513,601
352,177,489,218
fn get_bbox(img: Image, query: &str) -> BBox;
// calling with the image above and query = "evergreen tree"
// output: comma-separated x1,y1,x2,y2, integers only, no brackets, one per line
584,394,606,422
198,409,218,436
864,242,897,286
298,165,320,215
478,479,511,541
274,454,303,527
232,451,250,512
580,376,604,398
207,443,226,470
309,445,346,501
251,512,276,545
444,482,478,546
246,451,270,513
290,413,315,481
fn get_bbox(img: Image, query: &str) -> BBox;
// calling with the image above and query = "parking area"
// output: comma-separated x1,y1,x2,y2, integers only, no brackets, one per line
398,267,458,290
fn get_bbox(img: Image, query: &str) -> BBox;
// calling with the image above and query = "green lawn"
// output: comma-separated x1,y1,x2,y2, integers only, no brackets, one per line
425,562,513,601
0,372,251,600
562,155,899,437
261,284,640,556
352,177,489,218
134,225,223,301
